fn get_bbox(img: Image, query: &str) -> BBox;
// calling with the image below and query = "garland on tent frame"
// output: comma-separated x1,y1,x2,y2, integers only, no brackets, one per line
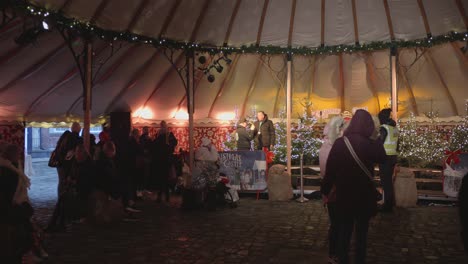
9,1,468,56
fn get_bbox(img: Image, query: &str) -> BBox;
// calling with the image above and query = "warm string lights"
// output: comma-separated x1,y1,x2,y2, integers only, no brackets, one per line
11,1,468,56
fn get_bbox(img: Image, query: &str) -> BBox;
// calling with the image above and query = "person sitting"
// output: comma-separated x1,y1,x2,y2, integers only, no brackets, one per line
236,118,252,151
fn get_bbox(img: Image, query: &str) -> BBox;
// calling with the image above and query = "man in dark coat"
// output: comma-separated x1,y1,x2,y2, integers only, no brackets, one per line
236,118,252,151
321,110,386,264
253,111,275,150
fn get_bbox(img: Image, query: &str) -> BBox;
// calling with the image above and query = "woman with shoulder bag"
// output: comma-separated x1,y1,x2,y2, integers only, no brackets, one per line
321,110,386,264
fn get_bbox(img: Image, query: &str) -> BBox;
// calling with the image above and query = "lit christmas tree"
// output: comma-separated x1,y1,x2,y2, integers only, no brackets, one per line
399,111,449,168
273,109,288,163
291,109,322,165
273,101,323,165
449,101,468,152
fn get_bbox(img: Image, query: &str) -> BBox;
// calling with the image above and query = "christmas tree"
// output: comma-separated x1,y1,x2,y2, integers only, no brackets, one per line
273,101,323,165
449,101,468,152
399,111,449,168
273,110,288,163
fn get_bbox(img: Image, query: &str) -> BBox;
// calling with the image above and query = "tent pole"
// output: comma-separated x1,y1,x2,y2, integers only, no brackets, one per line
186,50,195,186
390,46,398,121
83,41,92,152
286,53,292,176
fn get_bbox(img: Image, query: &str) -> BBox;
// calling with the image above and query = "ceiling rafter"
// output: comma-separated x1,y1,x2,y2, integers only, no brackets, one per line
307,56,317,101
287,0,297,47
351,0,359,44
189,0,212,42
416,0,431,36
0,42,68,94
0,17,23,35
240,56,263,118
272,71,287,118
223,0,242,45
424,50,459,116
450,42,468,69
321,0,325,46
208,54,240,118
24,43,108,118
143,52,185,108
158,0,182,38
104,49,162,113
126,0,151,32
364,54,381,111
382,0,395,40
398,64,419,116
59,0,73,12
256,0,270,46
0,46,24,67
338,54,345,111
455,0,468,31
90,0,111,24
66,45,140,116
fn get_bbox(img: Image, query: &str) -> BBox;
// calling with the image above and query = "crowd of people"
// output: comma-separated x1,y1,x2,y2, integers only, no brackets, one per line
46,120,179,232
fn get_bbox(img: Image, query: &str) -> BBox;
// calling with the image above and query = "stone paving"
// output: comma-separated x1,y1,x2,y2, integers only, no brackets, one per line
28,161,468,264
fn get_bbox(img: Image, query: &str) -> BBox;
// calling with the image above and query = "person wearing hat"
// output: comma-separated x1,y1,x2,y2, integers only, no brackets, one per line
236,118,252,151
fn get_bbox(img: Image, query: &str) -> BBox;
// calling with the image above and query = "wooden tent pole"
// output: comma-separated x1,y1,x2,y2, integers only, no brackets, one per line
390,47,398,120
286,54,292,176
186,50,195,184
83,42,93,152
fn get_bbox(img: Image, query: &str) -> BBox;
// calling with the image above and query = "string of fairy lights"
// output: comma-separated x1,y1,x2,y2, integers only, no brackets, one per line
9,1,468,56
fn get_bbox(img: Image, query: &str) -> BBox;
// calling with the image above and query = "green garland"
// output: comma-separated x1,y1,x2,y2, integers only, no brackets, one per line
11,0,468,56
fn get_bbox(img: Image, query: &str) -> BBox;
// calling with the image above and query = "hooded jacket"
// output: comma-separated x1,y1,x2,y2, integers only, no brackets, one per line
321,110,386,218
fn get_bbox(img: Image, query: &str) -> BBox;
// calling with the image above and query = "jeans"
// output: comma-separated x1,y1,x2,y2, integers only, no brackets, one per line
337,215,370,264
327,203,339,257
379,155,397,210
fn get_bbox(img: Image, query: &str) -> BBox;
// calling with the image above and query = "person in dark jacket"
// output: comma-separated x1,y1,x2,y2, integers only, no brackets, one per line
55,122,82,196
73,144,96,220
253,111,276,150
459,172,468,255
152,121,178,203
236,118,252,151
378,108,399,212
321,109,386,264
140,126,152,192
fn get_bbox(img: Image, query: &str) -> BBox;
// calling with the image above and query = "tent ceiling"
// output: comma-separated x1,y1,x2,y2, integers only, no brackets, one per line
0,0,467,123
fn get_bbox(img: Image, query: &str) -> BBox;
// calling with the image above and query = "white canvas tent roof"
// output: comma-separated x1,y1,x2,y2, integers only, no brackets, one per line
1,0,467,125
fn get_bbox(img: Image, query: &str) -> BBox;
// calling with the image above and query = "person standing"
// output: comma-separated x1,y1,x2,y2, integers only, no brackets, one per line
236,118,252,151
378,108,399,212
321,110,386,264
54,122,82,196
319,116,345,264
253,111,275,151
152,121,178,203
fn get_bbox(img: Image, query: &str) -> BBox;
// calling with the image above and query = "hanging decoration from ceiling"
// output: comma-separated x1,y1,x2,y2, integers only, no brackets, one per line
8,1,468,56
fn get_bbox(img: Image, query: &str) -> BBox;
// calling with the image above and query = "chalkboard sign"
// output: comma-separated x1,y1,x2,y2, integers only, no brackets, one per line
443,153,468,197
219,151,267,191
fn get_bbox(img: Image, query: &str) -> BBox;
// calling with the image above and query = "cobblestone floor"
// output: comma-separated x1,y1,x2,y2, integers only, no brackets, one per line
28,161,468,264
